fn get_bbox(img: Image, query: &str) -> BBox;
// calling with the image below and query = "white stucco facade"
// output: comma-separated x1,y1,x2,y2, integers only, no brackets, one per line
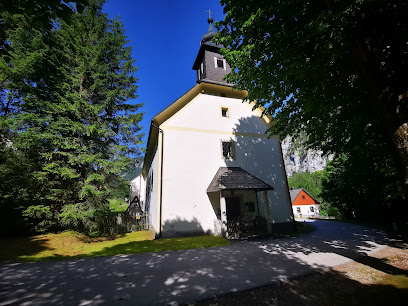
130,175,145,206
138,84,295,237
292,204,320,218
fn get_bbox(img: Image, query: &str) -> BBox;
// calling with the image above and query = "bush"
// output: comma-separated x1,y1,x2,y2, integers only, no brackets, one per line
23,205,56,232
57,203,110,236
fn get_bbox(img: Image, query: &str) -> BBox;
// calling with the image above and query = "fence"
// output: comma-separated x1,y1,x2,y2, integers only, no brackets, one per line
100,212,150,234
226,215,268,239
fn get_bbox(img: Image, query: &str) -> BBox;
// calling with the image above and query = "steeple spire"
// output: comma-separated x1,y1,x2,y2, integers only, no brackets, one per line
201,9,216,45
193,10,232,86
206,9,214,31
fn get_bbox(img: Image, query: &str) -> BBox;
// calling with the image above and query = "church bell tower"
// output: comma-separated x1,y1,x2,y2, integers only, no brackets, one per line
192,10,233,87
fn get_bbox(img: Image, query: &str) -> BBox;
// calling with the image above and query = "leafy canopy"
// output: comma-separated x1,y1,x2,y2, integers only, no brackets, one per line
215,0,408,158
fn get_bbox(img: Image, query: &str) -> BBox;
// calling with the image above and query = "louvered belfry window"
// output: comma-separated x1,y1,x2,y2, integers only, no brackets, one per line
221,141,235,160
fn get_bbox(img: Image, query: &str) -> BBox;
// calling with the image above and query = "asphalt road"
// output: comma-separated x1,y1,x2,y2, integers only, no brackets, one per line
0,220,401,305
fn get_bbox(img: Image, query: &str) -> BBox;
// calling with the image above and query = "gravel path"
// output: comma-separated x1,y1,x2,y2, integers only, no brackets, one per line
0,220,400,305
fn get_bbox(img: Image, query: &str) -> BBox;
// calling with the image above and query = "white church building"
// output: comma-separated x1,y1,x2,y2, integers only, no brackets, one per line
131,17,295,238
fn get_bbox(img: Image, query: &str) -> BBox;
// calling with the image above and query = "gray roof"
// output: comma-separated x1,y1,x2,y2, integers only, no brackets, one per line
289,188,303,202
207,167,274,193
289,188,320,204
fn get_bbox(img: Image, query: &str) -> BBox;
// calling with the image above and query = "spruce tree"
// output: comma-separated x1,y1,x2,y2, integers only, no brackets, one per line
1,0,143,234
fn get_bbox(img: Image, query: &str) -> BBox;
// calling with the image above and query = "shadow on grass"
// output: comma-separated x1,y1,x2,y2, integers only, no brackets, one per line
355,255,408,276
193,269,408,305
0,234,230,262
85,235,230,258
0,236,54,262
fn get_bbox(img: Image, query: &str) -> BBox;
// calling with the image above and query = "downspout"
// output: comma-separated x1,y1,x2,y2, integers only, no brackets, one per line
152,124,164,238
255,190,260,216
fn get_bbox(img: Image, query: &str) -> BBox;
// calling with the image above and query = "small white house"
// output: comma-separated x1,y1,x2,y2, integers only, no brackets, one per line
132,18,295,238
290,188,320,218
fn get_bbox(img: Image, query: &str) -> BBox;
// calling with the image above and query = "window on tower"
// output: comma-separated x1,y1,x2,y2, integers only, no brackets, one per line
214,57,226,69
221,107,229,117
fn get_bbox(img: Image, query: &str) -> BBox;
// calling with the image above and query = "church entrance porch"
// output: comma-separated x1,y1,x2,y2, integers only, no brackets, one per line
207,167,274,238
221,190,269,239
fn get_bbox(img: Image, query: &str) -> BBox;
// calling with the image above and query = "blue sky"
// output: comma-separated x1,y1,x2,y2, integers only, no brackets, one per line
103,0,225,149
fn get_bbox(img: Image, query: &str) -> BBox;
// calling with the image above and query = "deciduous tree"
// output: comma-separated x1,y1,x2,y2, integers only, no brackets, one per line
215,0,408,193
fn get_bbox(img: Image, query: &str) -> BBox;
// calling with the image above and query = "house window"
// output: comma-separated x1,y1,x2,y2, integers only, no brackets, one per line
221,140,235,160
297,207,301,213
302,195,305,199
214,57,226,70
221,107,229,118
245,202,255,212
310,207,314,213
201,62,204,74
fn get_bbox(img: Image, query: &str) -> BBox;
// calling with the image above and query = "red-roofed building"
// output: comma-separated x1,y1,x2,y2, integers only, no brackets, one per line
290,188,320,218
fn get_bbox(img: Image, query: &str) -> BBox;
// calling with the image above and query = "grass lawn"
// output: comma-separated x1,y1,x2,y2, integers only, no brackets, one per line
0,231,230,263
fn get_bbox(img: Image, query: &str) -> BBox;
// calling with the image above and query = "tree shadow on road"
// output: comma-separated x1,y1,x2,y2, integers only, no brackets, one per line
1,220,408,305
193,269,408,305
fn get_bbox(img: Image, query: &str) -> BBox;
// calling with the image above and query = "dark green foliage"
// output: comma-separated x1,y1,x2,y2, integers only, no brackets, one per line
321,145,401,222
0,0,143,235
215,0,408,189
109,177,130,201
0,0,88,60
216,0,408,222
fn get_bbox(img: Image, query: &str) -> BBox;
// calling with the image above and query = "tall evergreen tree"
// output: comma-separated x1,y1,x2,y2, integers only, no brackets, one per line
1,0,143,234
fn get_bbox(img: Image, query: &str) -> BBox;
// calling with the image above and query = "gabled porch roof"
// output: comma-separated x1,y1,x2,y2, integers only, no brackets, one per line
207,167,274,193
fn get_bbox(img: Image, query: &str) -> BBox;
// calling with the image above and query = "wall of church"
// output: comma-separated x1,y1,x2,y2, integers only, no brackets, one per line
159,93,294,236
143,148,159,234
130,174,146,210
163,92,266,133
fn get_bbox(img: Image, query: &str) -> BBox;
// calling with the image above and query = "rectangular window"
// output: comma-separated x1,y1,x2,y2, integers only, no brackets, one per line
245,202,255,212
214,57,226,70
310,207,314,213
221,140,235,160
297,207,301,213
221,107,229,117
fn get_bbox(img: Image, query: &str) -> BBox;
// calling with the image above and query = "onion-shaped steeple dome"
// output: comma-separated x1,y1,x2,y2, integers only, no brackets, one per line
201,9,217,46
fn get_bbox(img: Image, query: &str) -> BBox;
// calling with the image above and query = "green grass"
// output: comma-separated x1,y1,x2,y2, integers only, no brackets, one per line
0,231,230,263
108,198,129,213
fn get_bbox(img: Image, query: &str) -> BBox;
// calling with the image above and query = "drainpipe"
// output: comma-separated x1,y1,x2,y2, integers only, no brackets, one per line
152,124,164,238
255,190,260,216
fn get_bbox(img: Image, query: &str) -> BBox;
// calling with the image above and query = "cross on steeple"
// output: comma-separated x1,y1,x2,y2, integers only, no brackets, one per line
206,9,214,19
206,8,214,30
